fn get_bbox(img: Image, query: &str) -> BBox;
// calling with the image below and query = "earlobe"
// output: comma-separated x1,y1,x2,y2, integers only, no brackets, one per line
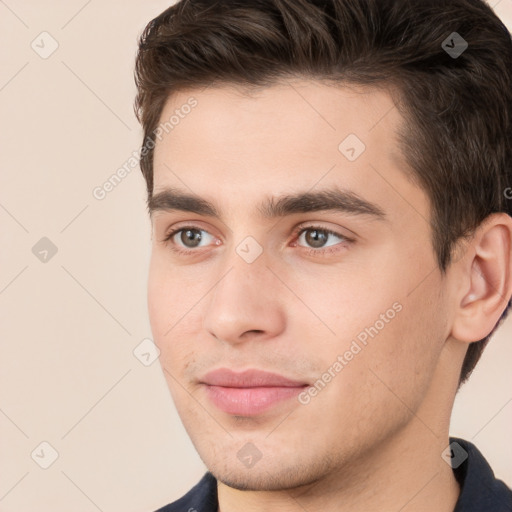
451,214,512,343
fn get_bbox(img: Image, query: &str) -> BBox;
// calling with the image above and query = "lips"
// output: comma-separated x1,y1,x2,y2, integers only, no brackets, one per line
199,368,309,416
200,368,308,388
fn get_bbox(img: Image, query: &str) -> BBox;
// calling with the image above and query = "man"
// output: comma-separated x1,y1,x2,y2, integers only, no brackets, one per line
134,0,512,510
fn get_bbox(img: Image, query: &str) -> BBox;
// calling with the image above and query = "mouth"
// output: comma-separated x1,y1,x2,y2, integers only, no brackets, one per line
199,368,309,416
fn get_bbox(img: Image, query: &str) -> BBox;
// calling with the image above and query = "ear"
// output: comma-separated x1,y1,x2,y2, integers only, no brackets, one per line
450,213,512,343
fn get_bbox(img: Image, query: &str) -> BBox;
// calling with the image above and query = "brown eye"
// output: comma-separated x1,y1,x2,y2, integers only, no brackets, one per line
163,226,215,253
179,228,203,248
297,227,347,250
304,229,329,248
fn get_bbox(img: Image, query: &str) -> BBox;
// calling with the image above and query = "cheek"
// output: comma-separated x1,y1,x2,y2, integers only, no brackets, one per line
147,255,182,357
147,254,205,376
310,300,444,450
147,252,188,334
310,261,447,404
147,263,169,339
291,264,403,352
356,280,449,410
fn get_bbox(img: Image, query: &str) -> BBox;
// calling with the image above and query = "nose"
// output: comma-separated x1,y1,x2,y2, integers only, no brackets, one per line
202,246,286,346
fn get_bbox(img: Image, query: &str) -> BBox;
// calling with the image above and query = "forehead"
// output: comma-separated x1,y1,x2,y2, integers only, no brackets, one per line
151,79,428,224
159,79,397,136
154,80,403,170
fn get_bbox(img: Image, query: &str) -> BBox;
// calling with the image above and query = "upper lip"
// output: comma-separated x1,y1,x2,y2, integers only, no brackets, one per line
200,368,308,388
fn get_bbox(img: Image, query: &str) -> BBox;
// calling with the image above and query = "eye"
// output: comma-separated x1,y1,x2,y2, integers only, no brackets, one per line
294,225,351,251
163,226,216,253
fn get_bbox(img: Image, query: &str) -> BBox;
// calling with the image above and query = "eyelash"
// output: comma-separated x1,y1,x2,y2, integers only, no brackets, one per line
161,224,354,257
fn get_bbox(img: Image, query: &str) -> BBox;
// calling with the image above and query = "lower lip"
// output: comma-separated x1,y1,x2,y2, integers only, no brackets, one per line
203,384,307,416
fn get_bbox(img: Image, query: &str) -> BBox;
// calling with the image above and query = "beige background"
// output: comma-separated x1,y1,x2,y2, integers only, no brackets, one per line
1,1,511,511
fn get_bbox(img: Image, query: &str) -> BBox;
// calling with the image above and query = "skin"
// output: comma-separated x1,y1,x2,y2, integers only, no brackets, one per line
147,79,512,512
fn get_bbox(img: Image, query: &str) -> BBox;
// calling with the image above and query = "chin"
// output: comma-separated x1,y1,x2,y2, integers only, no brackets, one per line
208,458,331,492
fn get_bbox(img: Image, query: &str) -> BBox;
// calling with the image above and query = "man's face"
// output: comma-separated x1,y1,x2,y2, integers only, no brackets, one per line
148,80,453,490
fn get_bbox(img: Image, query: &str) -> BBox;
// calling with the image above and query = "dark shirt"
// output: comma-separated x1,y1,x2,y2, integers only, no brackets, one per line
154,438,512,511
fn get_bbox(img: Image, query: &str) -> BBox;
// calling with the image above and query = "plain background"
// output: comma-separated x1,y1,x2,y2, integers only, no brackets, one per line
0,1,511,511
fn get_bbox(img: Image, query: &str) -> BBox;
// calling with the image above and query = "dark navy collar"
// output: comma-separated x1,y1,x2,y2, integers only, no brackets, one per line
452,437,512,511
155,437,512,511
154,471,218,512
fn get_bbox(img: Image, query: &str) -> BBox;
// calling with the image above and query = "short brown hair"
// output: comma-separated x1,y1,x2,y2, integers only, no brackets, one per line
134,0,512,386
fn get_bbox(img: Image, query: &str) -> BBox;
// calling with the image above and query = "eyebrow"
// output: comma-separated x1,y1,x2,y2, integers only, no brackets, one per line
148,186,386,221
